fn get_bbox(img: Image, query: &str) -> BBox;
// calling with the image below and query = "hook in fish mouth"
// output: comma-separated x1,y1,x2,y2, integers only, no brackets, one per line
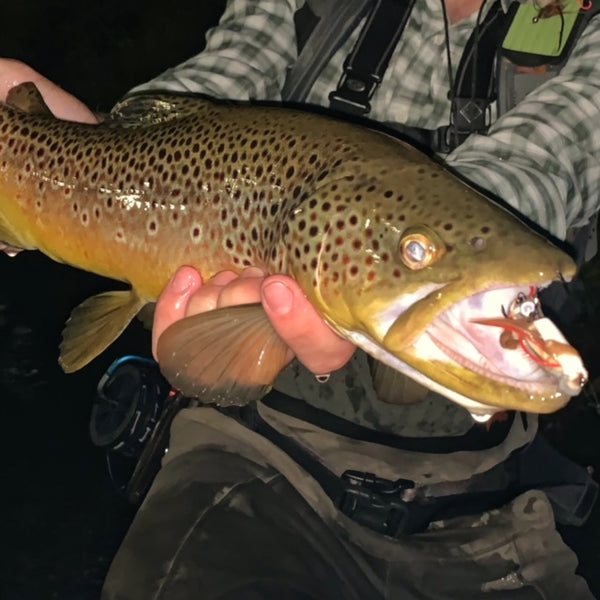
344,283,587,419
371,283,588,418
471,314,588,394
420,285,588,396
471,285,587,393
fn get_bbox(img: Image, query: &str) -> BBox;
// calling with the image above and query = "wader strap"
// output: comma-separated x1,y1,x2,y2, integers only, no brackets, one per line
329,0,416,116
281,0,372,103
234,397,598,535
286,0,512,150
237,401,518,535
432,1,517,152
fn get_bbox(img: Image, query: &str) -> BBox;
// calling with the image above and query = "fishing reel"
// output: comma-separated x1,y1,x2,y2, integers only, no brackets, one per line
90,355,189,503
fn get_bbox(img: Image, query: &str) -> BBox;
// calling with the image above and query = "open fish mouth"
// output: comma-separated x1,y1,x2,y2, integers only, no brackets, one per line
410,285,588,411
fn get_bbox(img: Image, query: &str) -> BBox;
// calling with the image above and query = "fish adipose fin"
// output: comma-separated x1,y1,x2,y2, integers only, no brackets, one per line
6,82,53,116
156,303,290,406
370,359,430,405
59,290,147,372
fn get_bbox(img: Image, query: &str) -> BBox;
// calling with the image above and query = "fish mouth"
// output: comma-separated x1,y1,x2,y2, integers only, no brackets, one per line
401,285,588,414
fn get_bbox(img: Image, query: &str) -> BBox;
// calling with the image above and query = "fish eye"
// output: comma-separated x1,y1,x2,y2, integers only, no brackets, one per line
398,227,445,270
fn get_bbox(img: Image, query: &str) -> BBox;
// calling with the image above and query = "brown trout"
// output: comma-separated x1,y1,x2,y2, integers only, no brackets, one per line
0,83,587,418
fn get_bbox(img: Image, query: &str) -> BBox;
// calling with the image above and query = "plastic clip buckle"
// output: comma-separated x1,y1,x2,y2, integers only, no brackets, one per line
338,470,415,536
452,97,488,132
432,97,491,153
328,65,379,116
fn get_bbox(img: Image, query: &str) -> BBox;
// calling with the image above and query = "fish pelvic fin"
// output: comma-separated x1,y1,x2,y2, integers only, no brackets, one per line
156,304,290,406
136,303,156,330
6,82,53,116
369,359,430,405
59,290,147,372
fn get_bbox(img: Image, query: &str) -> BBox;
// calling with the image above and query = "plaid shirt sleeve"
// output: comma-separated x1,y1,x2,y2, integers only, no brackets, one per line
446,16,600,240
128,0,301,101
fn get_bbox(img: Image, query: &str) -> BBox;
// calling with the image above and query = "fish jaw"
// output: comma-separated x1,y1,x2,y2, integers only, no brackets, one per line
355,283,587,416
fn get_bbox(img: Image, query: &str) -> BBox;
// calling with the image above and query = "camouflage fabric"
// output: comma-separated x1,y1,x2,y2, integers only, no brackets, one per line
275,351,487,438
102,407,593,600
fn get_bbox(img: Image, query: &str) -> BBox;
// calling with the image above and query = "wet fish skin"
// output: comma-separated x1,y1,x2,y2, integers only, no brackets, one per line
0,87,585,415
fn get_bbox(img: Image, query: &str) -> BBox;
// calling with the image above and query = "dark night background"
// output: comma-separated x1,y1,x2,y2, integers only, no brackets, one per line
0,2,599,599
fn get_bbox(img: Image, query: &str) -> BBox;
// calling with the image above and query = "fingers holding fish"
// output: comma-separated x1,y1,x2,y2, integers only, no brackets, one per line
154,267,355,402
204,267,265,309
261,275,356,375
0,58,98,123
153,266,355,380
152,267,267,359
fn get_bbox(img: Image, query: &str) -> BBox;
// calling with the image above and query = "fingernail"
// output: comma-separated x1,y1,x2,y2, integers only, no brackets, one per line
242,266,266,278
262,281,293,316
170,268,195,294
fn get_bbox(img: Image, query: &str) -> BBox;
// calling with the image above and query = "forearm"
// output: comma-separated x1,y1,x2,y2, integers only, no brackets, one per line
446,17,600,240
128,0,301,101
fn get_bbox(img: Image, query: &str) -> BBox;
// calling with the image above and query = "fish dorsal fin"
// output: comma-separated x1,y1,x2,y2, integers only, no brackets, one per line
156,304,290,406
59,290,147,372
369,359,430,405
5,82,53,115
109,93,206,127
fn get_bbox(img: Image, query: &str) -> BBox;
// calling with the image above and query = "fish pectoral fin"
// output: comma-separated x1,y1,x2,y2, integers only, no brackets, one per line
59,290,147,373
156,303,290,406
369,359,430,405
6,82,53,115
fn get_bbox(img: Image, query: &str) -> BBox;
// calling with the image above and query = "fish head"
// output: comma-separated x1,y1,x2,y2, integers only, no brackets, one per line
287,155,586,417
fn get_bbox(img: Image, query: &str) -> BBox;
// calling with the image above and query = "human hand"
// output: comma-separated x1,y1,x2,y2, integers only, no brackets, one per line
0,58,98,123
152,266,356,377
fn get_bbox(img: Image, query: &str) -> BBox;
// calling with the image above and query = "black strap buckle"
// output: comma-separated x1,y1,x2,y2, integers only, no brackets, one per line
432,97,491,153
338,470,416,536
329,67,379,116
329,0,417,117
452,97,489,133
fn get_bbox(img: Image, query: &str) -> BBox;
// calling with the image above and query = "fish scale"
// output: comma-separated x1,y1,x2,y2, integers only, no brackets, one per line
0,85,587,415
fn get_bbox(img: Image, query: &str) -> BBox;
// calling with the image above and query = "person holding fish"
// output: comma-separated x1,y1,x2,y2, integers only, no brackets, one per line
1,0,599,597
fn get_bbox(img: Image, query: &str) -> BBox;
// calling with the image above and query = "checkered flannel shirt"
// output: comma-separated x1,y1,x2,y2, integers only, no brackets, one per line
129,0,600,240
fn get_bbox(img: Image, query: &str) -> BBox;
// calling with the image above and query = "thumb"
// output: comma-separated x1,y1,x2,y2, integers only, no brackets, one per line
261,275,355,375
